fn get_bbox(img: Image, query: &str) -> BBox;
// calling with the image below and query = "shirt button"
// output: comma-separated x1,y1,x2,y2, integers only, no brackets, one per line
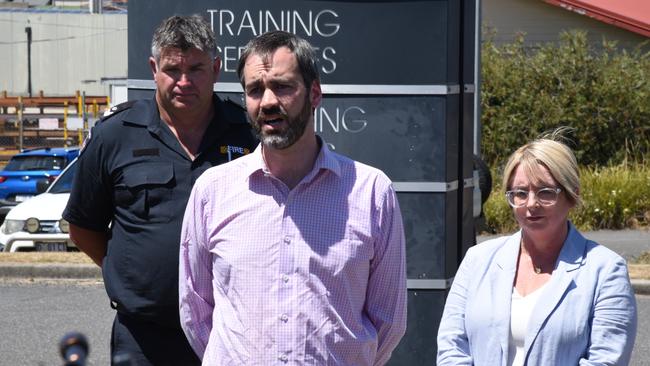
278,354,288,362
283,237,291,245
280,314,289,322
281,274,290,283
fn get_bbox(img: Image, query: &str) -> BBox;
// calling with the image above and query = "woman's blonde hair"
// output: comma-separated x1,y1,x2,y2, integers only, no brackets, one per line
502,127,582,206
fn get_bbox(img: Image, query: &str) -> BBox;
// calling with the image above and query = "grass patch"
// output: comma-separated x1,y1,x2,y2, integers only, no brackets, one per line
628,264,650,280
483,163,650,233
631,251,650,265
0,252,94,264
630,252,650,280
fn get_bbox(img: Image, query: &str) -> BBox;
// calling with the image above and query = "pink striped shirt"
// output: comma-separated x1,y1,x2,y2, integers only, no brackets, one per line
179,142,407,365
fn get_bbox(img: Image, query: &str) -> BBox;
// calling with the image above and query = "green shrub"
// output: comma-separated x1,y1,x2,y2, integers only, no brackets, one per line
482,182,518,234
481,30,650,169
483,163,650,233
572,163,650,230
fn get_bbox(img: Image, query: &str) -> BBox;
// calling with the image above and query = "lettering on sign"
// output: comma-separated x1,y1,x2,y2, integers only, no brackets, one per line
207,9,340,75
314,105,368,150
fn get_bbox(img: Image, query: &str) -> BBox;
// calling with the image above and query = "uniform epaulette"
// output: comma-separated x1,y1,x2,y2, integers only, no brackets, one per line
101,100,137,120
224,97,246,111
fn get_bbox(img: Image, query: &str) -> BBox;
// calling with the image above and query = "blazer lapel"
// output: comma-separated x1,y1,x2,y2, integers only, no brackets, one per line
493,232,522,364
523,223,586,358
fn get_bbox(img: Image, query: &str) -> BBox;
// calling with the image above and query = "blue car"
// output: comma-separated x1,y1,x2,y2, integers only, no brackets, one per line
0,147,79,216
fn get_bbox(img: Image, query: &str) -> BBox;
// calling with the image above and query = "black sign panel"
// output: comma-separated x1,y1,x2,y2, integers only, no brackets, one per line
389,290,446,365
128,0,460,84
398,191,458,279
317,95,459,182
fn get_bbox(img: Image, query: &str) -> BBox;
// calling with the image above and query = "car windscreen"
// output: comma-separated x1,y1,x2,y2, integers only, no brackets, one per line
4,155,65,171
48,161,77,194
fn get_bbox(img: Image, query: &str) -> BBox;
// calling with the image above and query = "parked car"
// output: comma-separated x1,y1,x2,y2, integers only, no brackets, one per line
0,158,77,252
0,147,79,218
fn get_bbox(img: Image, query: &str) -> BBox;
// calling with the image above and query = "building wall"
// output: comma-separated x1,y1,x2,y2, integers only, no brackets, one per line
482,0,648,49
0,11,126,97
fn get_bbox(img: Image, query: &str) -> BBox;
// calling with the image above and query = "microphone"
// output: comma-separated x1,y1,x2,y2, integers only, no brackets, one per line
59,332,89,366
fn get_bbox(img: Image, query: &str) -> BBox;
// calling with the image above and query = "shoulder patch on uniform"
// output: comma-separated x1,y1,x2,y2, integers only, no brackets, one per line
102,100,137,119
79,127,92,156
220,145,251,161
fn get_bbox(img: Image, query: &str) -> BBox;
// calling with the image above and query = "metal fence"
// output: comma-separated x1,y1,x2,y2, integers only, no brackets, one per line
1,117,82,147
0,116,94,168
0,92,109,167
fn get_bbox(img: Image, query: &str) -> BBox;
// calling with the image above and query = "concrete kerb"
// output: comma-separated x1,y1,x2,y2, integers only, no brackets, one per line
633,279,650,295
0,263,648,295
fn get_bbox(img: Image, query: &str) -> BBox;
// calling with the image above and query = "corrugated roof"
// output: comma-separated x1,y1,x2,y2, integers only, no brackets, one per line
543,0,650,38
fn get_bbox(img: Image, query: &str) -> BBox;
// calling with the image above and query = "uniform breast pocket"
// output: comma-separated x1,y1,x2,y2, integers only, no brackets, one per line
113,162,175,223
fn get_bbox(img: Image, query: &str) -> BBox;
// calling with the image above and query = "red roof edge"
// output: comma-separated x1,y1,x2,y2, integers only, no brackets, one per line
543,0,650,38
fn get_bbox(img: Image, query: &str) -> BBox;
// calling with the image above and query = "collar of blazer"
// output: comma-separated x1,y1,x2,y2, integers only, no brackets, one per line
494,222,586,273
492,222,588,362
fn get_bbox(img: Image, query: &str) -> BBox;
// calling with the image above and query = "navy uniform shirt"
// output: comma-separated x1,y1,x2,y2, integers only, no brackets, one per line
63,95,257,328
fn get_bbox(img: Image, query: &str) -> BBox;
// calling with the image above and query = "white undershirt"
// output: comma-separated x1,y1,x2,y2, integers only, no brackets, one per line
508,283,548,366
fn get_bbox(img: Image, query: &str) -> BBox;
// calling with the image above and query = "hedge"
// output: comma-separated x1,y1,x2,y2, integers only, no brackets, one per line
481,30,650,169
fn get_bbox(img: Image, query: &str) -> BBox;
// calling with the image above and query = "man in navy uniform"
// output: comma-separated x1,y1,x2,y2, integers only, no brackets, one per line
63,15,257,365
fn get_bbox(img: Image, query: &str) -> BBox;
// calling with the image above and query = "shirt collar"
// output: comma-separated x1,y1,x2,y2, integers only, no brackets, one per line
244,136,341,180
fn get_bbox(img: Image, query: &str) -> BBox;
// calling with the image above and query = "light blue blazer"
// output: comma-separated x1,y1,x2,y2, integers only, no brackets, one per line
437,223,637,365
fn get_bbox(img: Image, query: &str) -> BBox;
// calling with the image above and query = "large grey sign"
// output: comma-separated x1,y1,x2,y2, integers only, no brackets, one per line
128,1,478,364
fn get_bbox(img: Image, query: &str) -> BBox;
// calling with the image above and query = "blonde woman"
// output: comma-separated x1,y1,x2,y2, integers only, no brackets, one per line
437,132,637,365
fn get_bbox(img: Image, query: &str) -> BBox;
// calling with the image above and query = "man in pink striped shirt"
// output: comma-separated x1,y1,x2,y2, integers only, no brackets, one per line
179,30,407,365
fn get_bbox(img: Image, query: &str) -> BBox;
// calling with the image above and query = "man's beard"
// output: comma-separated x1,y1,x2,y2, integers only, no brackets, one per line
252,95,312,150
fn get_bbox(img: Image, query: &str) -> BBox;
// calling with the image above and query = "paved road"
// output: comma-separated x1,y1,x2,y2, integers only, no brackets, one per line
583,229,650,260
478,229,650,260
637,293,650,366
0,280,647,365
0,279,113,366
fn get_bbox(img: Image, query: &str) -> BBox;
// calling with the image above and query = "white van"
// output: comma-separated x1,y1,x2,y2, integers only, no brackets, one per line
0,159,77,252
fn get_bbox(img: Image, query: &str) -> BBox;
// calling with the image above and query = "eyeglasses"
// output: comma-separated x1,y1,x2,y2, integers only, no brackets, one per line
505,187,562,208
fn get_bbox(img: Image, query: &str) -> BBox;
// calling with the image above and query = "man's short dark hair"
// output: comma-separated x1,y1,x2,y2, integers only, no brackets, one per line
151,15,216,62
237,31,319,88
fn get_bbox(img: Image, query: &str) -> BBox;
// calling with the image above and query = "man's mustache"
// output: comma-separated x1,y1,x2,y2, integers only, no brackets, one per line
257,106,288,121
